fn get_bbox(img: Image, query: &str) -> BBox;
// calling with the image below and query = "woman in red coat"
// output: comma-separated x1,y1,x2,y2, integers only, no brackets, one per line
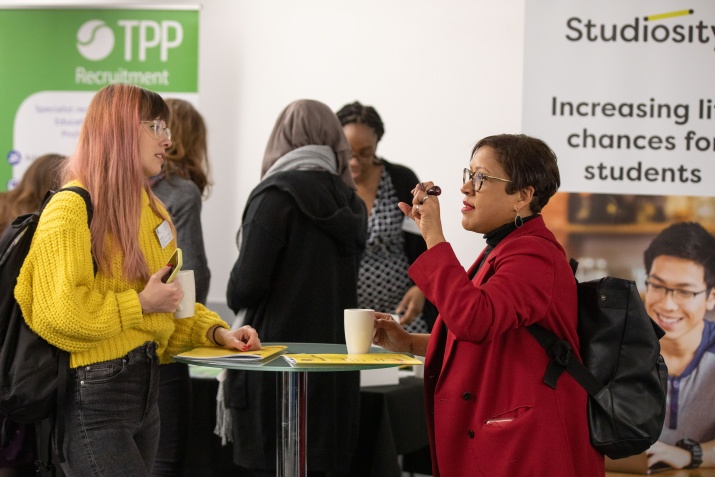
373,134,604,476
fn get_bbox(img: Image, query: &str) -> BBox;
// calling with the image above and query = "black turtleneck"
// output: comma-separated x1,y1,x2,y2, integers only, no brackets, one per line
473,214,539,277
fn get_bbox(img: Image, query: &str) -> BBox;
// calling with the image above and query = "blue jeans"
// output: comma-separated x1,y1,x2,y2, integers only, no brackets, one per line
59,342,161,477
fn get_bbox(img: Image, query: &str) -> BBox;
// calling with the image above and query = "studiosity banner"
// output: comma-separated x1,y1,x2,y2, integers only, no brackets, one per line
0,6,199,190
523,0,715,197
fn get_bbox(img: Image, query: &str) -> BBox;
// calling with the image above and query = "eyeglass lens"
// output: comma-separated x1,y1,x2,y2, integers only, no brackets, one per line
352,150,374,161
645,281,704,302
145,121,171,140
462,169,483,192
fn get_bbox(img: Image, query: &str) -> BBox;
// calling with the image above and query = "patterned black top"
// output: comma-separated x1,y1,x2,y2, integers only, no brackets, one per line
357,167,429,333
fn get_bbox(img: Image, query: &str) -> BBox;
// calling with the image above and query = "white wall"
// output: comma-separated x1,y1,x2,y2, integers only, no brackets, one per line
199,0,525,305
2,0,526,306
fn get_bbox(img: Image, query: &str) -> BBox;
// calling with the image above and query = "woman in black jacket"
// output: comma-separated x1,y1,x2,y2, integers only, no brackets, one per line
225,99,367,477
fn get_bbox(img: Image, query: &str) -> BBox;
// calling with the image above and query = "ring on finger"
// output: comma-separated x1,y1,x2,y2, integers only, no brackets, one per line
420,195,428,205
415,204,420,213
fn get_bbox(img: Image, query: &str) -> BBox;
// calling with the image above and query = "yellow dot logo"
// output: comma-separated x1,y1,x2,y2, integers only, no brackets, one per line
76,20,115,61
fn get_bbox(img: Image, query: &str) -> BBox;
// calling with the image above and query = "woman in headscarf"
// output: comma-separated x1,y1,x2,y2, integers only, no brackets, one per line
224,99,367,477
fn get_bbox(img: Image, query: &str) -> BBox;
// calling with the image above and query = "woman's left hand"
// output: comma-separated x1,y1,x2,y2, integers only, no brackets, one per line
213,325,261,351
395,286,426,325
373,312,412,353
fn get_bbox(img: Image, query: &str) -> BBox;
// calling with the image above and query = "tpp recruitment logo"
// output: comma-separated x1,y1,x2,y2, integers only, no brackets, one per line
72,16,186,87
76,20,115,61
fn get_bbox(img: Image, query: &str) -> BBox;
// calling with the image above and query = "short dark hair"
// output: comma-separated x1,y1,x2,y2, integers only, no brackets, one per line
335,101,385,142
644,222,715,290
472,134,560,213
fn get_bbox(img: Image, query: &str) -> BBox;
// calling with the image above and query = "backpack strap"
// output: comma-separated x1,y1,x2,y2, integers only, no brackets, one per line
57,186,93,216
526,323,604,396
38,186,93,224
34,418,56,476
54,351,70,466
526,257,605,397
41,187,94,467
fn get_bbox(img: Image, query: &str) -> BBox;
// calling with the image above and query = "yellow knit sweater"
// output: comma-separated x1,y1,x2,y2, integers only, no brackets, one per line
14,182,226,368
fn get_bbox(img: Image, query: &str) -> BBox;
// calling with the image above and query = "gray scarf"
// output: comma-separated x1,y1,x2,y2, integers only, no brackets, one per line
262,145,336,182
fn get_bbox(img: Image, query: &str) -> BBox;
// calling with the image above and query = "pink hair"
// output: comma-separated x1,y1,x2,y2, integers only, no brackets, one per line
64,84,173,281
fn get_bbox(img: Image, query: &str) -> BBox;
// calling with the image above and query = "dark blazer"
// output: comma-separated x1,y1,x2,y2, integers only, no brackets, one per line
410,216,604,476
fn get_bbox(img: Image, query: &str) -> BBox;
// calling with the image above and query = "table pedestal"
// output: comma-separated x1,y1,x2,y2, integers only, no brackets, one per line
278,371,308,477
176,343,403,477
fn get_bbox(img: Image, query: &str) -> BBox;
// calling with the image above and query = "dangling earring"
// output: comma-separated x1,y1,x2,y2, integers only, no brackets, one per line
514,210,523,228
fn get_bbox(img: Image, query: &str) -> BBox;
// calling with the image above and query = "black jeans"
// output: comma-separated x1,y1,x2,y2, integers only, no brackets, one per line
152,362,191,477
60,342,160,477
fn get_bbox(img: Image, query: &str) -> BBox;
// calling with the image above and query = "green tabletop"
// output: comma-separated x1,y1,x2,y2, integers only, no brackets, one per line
174,342,405,373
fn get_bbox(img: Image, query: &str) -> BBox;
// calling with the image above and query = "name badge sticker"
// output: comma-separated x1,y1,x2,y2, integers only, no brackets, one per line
155,220,173,249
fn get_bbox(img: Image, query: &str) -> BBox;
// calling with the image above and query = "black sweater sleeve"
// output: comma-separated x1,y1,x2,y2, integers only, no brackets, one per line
382,160,438,329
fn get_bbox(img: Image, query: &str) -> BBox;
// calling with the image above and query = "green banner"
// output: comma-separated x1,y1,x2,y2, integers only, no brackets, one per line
0,7,199,190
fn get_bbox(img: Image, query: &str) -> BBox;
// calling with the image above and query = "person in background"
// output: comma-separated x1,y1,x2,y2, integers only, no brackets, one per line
643,222,715,470
0,153,66,233
14,84,260,477
224,99,367,477
0,153,66,477
372,134,604,476
336,101,435,332
150,98,212,477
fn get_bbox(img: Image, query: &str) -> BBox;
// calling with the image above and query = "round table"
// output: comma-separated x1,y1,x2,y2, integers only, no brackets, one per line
174,342,404,477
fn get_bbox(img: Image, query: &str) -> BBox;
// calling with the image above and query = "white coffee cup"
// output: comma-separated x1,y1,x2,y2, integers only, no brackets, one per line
344,309,375,354
413,355,426,378
174,270,196,319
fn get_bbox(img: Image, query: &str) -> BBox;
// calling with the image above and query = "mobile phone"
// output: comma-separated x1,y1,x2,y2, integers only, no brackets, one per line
161,248,183,284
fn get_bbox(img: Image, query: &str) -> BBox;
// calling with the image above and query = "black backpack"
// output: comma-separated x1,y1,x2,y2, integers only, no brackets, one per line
0,186,93,473
527,259,668,459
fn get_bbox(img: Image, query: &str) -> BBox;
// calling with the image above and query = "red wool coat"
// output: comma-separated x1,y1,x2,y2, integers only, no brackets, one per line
410,217,604,477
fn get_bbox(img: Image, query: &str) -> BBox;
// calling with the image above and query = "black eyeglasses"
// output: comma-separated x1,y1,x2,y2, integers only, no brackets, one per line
350,149,376,161
462,168,512,192
644,280,708,303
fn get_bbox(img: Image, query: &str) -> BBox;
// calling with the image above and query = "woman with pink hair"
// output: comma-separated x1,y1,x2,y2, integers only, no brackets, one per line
14,84,260,476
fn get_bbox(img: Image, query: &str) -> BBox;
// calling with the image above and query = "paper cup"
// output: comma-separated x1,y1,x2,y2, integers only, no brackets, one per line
344,309,375,354
174,270,196,319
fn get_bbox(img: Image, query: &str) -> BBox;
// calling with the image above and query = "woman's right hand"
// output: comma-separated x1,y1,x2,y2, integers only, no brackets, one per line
373,312,413,353
397,181,446,249
138,265,184,314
